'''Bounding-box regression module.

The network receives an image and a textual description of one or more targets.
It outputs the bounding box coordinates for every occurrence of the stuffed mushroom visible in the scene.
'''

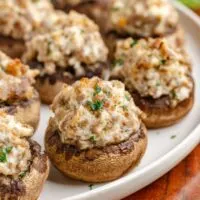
[105,0,179,37]
[0,113,49,200]
[111,38,194,128]
[0,0,65,58]
[23,11,109,104]
[68,0,184,59]
[0,51,40,131]
[45,77,147,183]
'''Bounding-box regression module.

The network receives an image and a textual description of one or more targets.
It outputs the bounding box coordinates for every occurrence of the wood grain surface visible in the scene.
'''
[194,9,200,16]
[124,145,200,200]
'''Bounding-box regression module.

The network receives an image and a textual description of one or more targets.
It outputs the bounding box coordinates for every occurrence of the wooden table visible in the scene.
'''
[124,145,200,200]
[195,9,200,16]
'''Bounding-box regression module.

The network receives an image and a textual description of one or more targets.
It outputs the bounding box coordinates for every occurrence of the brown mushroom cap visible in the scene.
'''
[0,140,50,200]
[45,118,147,183]
[130,86,194,128]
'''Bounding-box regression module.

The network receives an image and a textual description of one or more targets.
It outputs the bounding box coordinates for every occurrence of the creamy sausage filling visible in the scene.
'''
[0,52,38,103]
[112,38,193,107]
[0,113,33,178]
[52,77,143,150]
[0,0,56,40]
[108,0,179,37]
[23,11,108,77]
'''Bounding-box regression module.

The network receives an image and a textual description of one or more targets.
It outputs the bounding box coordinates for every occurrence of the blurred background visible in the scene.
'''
[178,0,200,15]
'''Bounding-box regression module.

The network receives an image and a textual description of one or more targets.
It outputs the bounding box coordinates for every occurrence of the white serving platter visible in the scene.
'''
[33,2,200,200]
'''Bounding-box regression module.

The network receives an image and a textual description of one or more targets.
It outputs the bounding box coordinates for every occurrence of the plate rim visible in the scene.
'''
[61,2,200,200]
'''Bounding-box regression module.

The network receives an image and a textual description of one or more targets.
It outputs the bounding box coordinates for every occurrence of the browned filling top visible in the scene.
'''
[105,0,179,38]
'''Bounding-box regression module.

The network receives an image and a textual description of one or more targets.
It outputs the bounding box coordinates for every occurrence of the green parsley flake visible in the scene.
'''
[160,59,166,65]
[94,85,101,96]
[0,149,7,163]
[88,184,94,190]
[171,135,176,139]
[87,100,104,111]
[112,58,124,67]
[171,90,177,99]
[130,39,138,47]
[5,146,13,154]
[19,170,27,179]
[89,135,97,143]
[0,146,13,163]
[121,105,128,111]
[125,94,131,101]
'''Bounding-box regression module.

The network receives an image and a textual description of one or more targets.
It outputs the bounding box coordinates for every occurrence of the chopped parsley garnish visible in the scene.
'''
[94,84,101,96]
[89,135,97,143]
[87,100,104,111]
[88,184,94,190]
[121,105,128,111]
[112,58,124,67]
[171,135,176,139]
[0,146,13,163]
[160,59,166,65]
[130,39,138,47]
[5,146,13,154]
[125,94,131,101]
[0,150,7,163]
[19,170,27,179]
[171,90,177,99]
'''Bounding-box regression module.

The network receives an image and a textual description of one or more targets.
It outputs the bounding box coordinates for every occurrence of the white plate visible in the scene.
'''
[33,2,200,200]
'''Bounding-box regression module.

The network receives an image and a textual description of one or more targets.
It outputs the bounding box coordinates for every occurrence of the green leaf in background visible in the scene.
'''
[178,0,200,9]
